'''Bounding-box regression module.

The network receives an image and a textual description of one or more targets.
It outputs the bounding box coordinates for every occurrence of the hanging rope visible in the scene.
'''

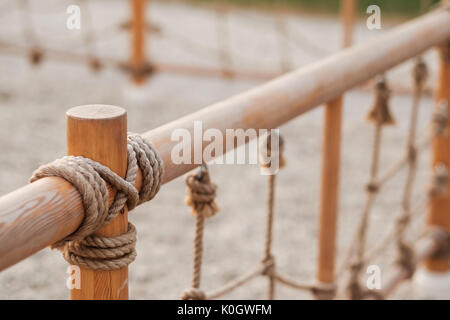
[29,134,163,270]
[182,164,219,300]
[346,75,396,299]
[260,132,285,300]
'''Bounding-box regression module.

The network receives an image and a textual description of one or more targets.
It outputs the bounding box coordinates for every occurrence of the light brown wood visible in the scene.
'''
[130,0,146,84]
[341,0,356,48]
[425,42,450,272]
[0,9,449,273]
[317,97,343,287]
[66,105,129,300]
[315,1,355,291]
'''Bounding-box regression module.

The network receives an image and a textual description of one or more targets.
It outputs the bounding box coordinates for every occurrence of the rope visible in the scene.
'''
[182,164,219,300]
[260,132,285,299]
[393,57,428,279]
[345,76,395,299]
[29,133,163,270]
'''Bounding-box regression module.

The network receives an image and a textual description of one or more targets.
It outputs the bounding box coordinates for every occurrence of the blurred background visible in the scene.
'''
[0,0,444,299]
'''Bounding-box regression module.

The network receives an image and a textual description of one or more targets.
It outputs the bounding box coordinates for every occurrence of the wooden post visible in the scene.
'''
[66,105,129,300]
[341,0,356,48]
[130,0,147,84]
[316,97,343,297]
[425,42,450,272]
[315,0,355,298]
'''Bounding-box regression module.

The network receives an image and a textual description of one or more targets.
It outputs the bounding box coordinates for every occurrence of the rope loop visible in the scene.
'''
[311,282,336,300]
[181,288,206,300]
[259,131,286,170]
[29,133,163,270]
[366,76,396,126]
[428,164,449,197]
[185,165,219,218]
[413,56,428,89]
[432,100,448,136]
[395,241,415,279]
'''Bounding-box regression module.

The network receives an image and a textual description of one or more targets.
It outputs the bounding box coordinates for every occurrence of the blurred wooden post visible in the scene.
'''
[425,42,450,272]
[130,0,147,84]
[315,0,355,298]
[67,105,129,300]
[341,0,356,48]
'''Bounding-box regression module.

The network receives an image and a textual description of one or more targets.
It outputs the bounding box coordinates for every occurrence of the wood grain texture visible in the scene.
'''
[66,105,129,300]
[426,43,450,272]
[317,97,343,286]
[0,10,449,273]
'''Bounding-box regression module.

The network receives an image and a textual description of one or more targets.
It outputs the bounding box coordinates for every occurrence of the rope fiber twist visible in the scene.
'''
[29,133,163,270]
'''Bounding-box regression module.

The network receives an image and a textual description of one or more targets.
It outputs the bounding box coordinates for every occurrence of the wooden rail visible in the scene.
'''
[0,7,449,273]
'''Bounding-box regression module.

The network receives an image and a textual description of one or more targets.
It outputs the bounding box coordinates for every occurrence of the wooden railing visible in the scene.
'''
[0,5,449,299]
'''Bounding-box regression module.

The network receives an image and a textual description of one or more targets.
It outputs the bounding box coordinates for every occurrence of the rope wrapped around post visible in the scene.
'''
[29,133,163,270]
[182,164,219,300]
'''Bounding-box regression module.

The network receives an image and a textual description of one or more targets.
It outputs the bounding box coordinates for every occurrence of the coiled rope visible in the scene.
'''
[29,133,163,270]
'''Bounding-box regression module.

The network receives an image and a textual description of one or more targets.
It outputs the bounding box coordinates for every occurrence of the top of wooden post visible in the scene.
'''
[66,104,126,120]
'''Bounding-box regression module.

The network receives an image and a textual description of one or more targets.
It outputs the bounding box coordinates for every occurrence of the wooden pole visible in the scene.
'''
[315,0,355,297]
[66,105,129,300]
[130,0,147,84]
[425,42,450,272]
[316,97,342,297]
[341,0,356,48]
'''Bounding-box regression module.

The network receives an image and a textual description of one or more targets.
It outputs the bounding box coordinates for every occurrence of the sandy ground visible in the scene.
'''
[0,0,442,299]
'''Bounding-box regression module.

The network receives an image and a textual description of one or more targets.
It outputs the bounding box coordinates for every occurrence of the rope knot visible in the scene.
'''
[29,133,163,270]
[261,256,275,276]
[185,166,219,218]
[432,100,448,136]
[366,182,379,193]
[29,48,44,65]
[366,76,396,126]
[259,131,286,170]
[413,57,428,89]
[181,288,206,300]
[428,164,449,197]
[395,241,415,279]
[311,282,336,300]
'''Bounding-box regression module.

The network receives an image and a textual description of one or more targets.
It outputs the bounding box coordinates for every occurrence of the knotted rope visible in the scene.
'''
[260,132,285,300]
[394,57,428,280]
[182,165,219,300]
[29,133,163,270]
[346,76,396,299]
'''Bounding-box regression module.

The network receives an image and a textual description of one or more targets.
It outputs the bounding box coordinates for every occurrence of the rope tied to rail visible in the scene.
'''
[29,133,163,270]
[182,164,218,300]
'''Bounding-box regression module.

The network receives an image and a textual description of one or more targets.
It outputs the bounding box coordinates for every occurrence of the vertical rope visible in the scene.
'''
[260,132,285,300]
[346,75,395,299]
[394,57,428,278]
[18,0,43,65]
[182,165,219,300]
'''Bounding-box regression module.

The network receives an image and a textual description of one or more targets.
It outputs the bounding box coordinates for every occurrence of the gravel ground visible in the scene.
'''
[0,0,441,299]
